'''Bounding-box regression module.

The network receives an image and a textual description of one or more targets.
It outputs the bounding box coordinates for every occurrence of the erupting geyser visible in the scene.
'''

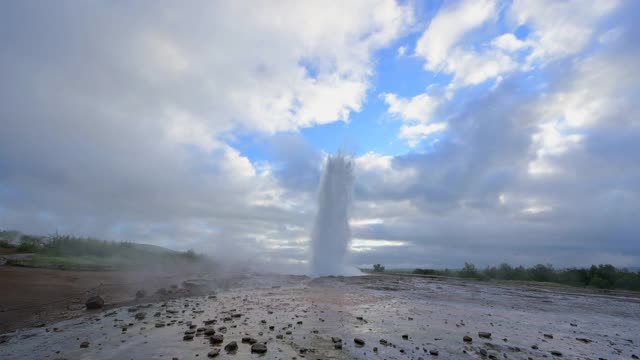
[310,152,354,276]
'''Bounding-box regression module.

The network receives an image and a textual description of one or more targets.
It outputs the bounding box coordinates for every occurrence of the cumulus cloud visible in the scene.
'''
[1,0,638,271]
[415,0,497,70]
[0,1,413,270]
[510,0,621,64]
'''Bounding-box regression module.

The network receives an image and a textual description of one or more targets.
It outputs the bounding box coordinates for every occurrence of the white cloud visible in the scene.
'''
[599,27,624,44]
[528,120,582,176]
[415,0,497,70]
[542,54,634,129]
[355,152,418,187]
[445,48,518,87]
[491,33,527,52]
[399,122,448,147]
[510,0,620,64]
[522,205,552,215]
[382,92,440,123]
[397,45,407,56]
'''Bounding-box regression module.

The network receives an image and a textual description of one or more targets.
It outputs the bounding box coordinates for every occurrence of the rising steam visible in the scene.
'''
[310,152,354,276]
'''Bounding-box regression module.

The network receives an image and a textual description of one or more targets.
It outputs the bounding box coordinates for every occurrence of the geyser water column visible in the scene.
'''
[310,152,354,276]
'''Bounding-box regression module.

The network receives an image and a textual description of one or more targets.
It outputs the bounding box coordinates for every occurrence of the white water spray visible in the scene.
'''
[310,152,354,276]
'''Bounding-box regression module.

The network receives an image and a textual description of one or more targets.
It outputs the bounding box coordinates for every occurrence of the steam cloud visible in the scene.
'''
[310,153,355,276]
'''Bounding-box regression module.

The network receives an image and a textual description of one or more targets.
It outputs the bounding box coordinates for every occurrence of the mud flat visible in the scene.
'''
[1,274,639,359]
[0,266,234,333]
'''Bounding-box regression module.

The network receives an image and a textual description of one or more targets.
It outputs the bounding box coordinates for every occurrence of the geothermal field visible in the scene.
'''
[1,273,639,360]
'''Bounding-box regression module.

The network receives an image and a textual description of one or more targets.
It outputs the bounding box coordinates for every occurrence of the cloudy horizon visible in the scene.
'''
[1,0,639,271]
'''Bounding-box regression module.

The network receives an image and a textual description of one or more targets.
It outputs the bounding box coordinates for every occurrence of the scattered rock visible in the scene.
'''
[478,331,492,339]
[207,349,220,358]
[204,328,216,336]
[576,338,592,344]
[134,312,146,320]
[242,336,257,344]
[331,337,342,343]
[402,334,409,340]
[80,341,90,348]
[209,334,224,344]
[251,343,268,354]
[354,338,365,346]
[85,296,104,310]
[224,341,238,352]
[544,334,554,339]
[550,350,562,357]
[183,334,194,341]
[429,349,439,356]
[463,335,472,343]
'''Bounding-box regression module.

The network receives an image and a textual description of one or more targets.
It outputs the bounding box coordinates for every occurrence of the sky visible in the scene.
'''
[1,0,639,271]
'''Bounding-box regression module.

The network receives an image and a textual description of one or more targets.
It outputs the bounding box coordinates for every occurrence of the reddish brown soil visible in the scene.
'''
[0,266,205,333]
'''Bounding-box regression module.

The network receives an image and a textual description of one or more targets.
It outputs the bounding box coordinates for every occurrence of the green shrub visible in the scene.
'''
[372,264,385,272]
[16,236,44,252]
[0,239,14,248]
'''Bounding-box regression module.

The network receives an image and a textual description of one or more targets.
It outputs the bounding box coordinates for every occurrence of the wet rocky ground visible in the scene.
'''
[1,274,639,359]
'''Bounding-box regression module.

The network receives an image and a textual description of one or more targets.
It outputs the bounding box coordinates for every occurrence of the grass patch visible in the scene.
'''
[2,230,213,271]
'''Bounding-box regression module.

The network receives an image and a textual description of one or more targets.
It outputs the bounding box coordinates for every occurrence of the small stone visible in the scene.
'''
[380,339,389,346]
[207,349,220,358]
[331,337,342,343]
[463,335,472,343]
[242,336,257,344]
[80,341,90,348]
[531,345,539,350]
[429,349,439,356]
[354,338,365,346]
[183,334,194,341]
[478,332,491,339]
[209,334,224,344]
[576,338,592,343]
[631,355,639,359]
[224,341,238,352]
[85,296,104,310]
[544,334,553,339]
[334,343,342,350]
[204,328,216,336]
[480,349,488,356]
[550,350,562,357]
[251,343,268,354]
[135,312,146,320]
[402,334,409,340]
